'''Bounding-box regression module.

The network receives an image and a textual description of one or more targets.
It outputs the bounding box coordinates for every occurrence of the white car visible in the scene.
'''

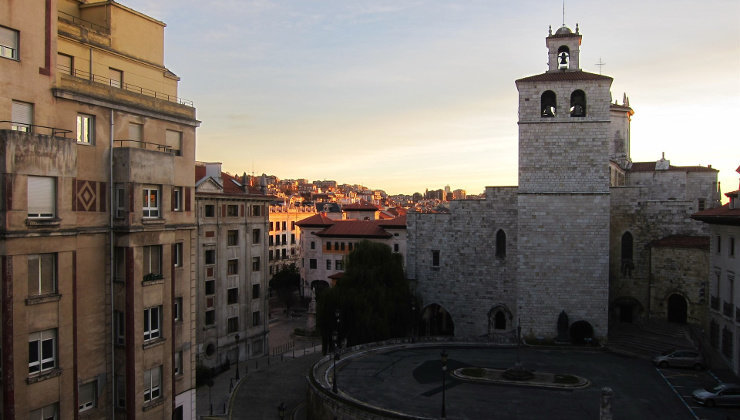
[692,383,740,407]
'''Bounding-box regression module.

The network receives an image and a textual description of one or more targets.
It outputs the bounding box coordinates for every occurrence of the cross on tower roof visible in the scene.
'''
[595,57,606,74]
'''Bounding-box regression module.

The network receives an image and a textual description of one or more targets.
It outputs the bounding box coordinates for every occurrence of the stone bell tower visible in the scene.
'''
[514,24,612,341]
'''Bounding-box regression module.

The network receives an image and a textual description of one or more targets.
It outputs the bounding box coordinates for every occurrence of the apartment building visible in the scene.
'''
[195,163,271,369]
[1,1,198,418]
[268,204,316,278]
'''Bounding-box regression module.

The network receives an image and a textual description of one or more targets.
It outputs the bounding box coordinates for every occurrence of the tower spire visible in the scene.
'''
[562,1,565,27]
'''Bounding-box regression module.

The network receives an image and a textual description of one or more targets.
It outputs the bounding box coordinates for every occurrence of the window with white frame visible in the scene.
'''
[11,100,33,132]
[143,365,162,403]
[144,306,162,342]
[27,254,55,296]
[142,186,160,218]
[114,310,125,345]
[174,351,183,376]
[0,26,20,60]
[30,403,58,420]
[173,187,183,211]
[115,185,126,218]
[27,176,55,218]
[28,329,56,374]
[78,380,97,412]
[174,242,183,267]
[76,114,94,144]
[143,245,162,279]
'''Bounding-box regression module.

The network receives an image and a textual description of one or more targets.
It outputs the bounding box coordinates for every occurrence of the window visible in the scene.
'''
[205,310,215,325]
[282,221,287,230]
[269,235,274,246]
[205,204,215,217]
[275,235,280,246]
[115,186,126,218]
[228,259,239,275]
[30,403,58,420]
[57,52,73,74]
[252,205,261,216]
[143,366,162,403]
[311,241,315,250]
[174,242,183,268]
[281,249,286,259]
[0,26,20,60]
[128,122,142,141]
[205,280,215,295]
[144,306,162,342]
[252,284,260,299]
[349,243,354,251]
[718,235,722,255]
[227,205,238,217]
[432,250,440,267]
[335,260,343,270]
[165,129,182,156]
[227,288,238,305]
[334,242,339,250]
[227,317,239,333]
[109,67,123,88]
[174,351,183,376]
[269,222,274,231]
[27,254,55,296]
[227,230,238,246]
[78,380,97,412]
[269,250,273,261]
[326,242,331,251]
[253,229,261,243]
[174,297,182,322]
[310,259,317,269]
[496,230,507,258]
[393,243,399,253]
[570,90,586,117]
[252,257,260,271]
[115,375,126,408]
[143,245,162,279]
[291,234,296,244]
[29,329,56,374]
[76,114,94,144]
[114,310,125,345]
[291,221,296,230]
[339,242,345,251]
[326,259,331,270]
[541,90,556,117]
[282,234,287,245]
[698,198,706,211]
[142,186,160,218]
[252,311,261,326]
[27,176,55,218]
[173,187,183,211]
[205,249,215,265]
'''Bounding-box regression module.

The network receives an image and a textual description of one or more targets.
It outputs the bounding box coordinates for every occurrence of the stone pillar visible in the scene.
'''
[600,387,613,420]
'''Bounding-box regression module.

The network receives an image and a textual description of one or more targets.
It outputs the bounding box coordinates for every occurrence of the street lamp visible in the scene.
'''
[235,334,240,381]
[441,349,448,419]
[278,402,286,420]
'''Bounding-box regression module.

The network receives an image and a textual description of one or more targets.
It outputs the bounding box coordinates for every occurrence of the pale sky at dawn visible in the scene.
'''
[123,0,739,197]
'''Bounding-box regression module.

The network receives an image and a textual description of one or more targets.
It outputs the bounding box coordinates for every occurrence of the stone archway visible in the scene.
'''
[419,304,454,336]
[667,294,688,324]
[569,320,594,345]
[487,304,513,333]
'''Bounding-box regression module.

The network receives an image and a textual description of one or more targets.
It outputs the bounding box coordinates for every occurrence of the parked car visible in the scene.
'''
[652,349,704,370]
[692,383,740,407]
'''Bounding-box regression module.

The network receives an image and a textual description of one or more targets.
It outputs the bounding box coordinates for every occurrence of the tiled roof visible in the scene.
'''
[516,71,612,83]
[315,220,393,238]
[194,164,264,195]
[651,235,709,250]
[296,213,335,227]
[342,200,378,211]
[374,215,407,228]
[328,272,344,280]
[692,203,740,225]
[630,162,718,173]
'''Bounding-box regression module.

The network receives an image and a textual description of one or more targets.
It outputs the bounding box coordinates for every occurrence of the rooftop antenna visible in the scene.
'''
[595,57,606,74]
[562,0,565,27]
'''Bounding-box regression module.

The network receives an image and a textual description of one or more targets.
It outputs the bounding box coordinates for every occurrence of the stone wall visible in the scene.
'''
[650,245,709,325]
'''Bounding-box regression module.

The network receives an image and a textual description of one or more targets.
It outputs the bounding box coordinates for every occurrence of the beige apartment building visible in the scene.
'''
[268,204,316,279]
[1,1,198,418]
[195,163,271,369]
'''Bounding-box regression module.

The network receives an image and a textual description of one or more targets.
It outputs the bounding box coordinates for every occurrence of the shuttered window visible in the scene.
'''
[11,100,33,132]
[27,176,55,218]
[58,53,73,75]
[109,67,123,88]
[166,130,182,156]
[0,26,19,60]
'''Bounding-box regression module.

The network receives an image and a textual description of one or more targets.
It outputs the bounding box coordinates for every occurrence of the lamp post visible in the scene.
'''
[235,334,240,381]
[332,309,340,393]
[441,350,448,419]
[278,402,286,420]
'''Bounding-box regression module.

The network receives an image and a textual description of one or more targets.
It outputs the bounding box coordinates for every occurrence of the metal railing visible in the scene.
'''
[0,121,72,138]
[114,139,177,154]
[57,64,194,107]
[58,10,109,33]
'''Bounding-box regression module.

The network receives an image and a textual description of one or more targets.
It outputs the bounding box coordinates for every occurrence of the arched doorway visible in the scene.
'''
[569,320,594,345]
[419,304,454,336]
[611,296,643,323]
[667,294,688,324]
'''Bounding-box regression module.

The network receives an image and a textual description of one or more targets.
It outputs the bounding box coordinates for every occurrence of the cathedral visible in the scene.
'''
[406,24,720,342]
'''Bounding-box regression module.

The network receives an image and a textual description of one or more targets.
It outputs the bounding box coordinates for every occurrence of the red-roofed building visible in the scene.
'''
[194,162,272,370]
[692,169,740,374]
[296,212,406,296]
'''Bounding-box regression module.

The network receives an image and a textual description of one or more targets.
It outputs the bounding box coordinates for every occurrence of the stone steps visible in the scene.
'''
[608,322,695,359]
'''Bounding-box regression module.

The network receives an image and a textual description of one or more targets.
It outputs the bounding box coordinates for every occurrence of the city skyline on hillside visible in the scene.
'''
[124,0,739,197]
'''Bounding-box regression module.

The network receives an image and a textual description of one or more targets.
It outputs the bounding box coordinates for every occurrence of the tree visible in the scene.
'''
[316,240,414,352]
[269,264,300,313]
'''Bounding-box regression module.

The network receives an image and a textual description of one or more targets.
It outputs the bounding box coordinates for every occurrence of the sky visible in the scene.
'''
[123,0,739,197]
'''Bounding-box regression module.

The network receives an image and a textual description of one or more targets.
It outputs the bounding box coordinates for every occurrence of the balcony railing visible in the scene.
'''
[0,121,72,138]
[58,11,109,33]
[711,296,719,310]
[114,139,177,154]
[57,64,194,107]
[723,301,734,318]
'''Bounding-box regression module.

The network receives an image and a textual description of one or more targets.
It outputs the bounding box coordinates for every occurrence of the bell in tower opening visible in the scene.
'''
[558,46,570,69]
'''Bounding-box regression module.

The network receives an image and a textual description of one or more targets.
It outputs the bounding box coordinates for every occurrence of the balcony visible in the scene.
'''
[723,301,734,318]
[711,296,719,311]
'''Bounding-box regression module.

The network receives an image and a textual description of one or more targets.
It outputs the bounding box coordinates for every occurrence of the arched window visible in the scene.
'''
[495,229,506,258]
[570,90,586,117]
[494,311,506,330]
[557,46,570,69]
[541,91,556,118]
